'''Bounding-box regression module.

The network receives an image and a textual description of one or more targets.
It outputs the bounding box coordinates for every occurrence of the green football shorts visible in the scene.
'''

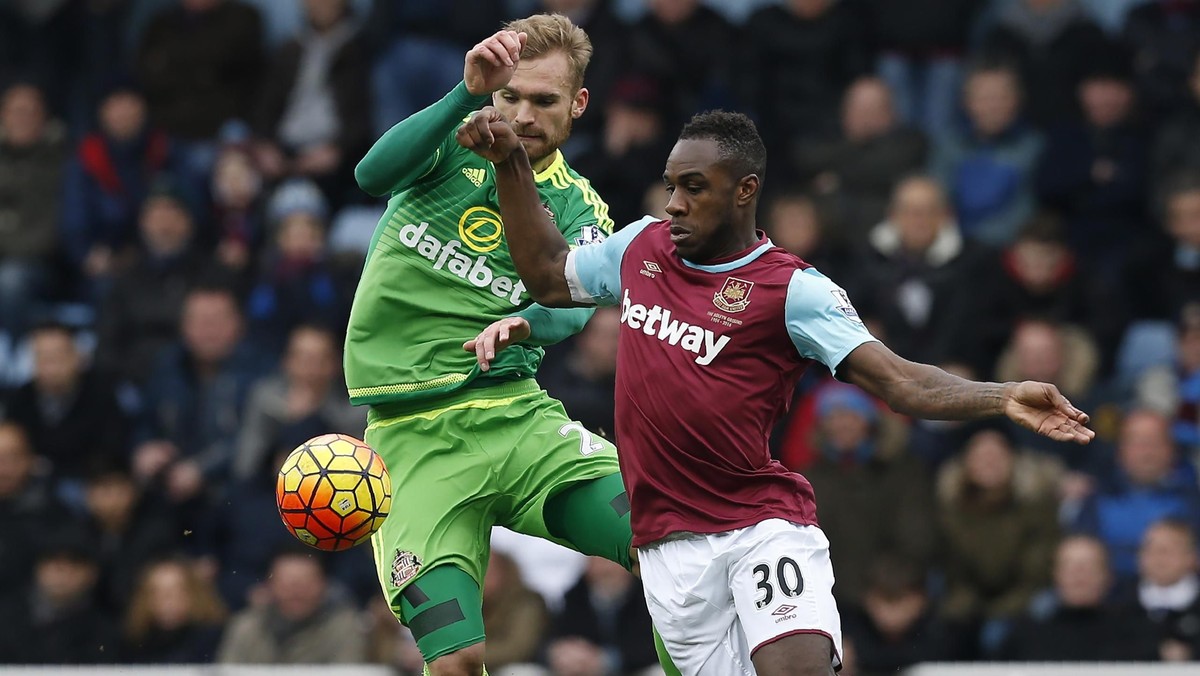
[366,378,626,657]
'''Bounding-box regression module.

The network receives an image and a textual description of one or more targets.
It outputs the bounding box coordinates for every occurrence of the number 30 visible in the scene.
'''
[753,557,804,609]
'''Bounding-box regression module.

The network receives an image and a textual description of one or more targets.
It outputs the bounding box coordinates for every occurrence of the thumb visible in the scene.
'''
[462,339,477,352]
[517,32,528,51]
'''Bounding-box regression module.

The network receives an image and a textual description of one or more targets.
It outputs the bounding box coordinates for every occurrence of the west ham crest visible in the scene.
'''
[391,550,422,587]
[714,277,754,313]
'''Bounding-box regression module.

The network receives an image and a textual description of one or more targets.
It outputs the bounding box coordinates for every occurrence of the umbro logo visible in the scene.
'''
[640,260,662,279]
[772,604,797,616]
[462,167,486,187]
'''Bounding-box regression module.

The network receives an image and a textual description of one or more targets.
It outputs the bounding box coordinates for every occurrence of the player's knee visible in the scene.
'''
[427,643,487,676]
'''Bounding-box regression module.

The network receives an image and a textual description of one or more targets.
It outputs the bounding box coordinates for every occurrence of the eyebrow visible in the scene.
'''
[663,170,707,183]
[501,86,561,101]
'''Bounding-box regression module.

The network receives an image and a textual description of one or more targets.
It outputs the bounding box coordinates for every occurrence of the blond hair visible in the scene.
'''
[124,559,228,642]
[503,13,592,91]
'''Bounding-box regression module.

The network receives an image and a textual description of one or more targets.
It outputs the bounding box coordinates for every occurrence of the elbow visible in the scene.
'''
[353,160,388,197]
[525,278,570,307]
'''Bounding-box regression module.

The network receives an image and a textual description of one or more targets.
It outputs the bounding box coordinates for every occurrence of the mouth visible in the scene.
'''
[669,224,691,244]
[517,133,541,141]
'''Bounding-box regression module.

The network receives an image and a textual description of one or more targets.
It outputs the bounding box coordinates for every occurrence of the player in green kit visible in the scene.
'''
[346,14,673,676]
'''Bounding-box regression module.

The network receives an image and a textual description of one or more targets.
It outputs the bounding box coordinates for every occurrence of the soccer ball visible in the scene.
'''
[276,433,392,551]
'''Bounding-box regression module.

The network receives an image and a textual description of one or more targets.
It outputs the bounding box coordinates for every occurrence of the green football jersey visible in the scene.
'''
[345,86,612,406]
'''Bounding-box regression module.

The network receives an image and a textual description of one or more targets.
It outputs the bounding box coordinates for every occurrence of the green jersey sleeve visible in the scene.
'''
[354,81,488,197]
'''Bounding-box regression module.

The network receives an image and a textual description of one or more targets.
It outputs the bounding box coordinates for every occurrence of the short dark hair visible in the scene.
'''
[678,110,766,182]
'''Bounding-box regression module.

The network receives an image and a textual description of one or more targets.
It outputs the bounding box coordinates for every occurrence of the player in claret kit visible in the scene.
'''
[347,14,678,676]
[458,108,1095,675]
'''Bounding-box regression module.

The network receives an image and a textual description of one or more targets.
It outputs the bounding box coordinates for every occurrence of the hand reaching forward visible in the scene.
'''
[457,106,523,163]
[1004,381,1095,444]
[464,30,527,96]
[463,317,531,372]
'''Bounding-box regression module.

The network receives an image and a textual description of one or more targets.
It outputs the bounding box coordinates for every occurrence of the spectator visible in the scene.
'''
[540,307,619,441]
[1151,52,1200,193]
[5,322,130,482]
[60,81,193,289]
[572,74,675,226]
[481,550,547,670]
[135,284,266,505]
[0,422,76,601]
[986,214,1123,376]
[1071,410,1200,579]
[931,61,1043,246]
[1000,535,1160,660]
[547,557,658,676]
[0,0,80,115]
[93,176,225,386]
[801,381,937,607]
[739,0,871,176]
[842,556,964,675]
[245,179,351,354]
[83,460,181,615]
[937,427,1061,652]
[1036,54,1148,270]
[136,0,264,150]
[1125,518,1200,660]
[793,77,928,245]
[1136,302,1200,449]
[860,0,985,137]
[366,0,509,136]
[850,176,991,372]
[978,0,1109,127]
[624,0,736,130]
[234,324,363,483]
[0,82,66,338]
[0,532,118,664]
[251,0,371,205]
[1122,0,1200,124]
[761,191,851,284]
[994,319,1099,406]
[208,131,267,275]
[1123,172,1200,323]
[216,545,367,663]
[121,558,226,663]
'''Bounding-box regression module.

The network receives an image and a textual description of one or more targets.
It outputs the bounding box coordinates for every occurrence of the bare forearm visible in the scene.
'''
[493,148,573,304]
[883,361,1012,421]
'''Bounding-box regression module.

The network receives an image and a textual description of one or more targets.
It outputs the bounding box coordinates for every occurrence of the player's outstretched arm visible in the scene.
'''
[457,106,578,307]
[839,342,1095,444]
[354,30,525,197]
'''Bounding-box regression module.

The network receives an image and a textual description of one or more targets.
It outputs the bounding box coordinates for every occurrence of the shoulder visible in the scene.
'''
[552,160,613,230]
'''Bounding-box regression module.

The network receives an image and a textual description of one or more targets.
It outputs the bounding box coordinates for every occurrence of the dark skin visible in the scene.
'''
[458,106,1094,674]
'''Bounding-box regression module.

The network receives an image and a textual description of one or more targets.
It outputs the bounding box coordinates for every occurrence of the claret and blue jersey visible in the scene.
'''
[564,216,879,547]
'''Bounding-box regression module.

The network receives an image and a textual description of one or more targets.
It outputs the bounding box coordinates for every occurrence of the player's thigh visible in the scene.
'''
[638,537,749,675]
[490,392,624,545]
[366,410,498,611]
[393,564,487,664]
[728,520,843,671]
[751,633,837,676]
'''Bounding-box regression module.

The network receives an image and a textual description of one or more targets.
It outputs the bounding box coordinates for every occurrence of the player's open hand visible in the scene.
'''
[464,29,526,96]
[1003,381,1095,444]
[457,106,522,164]
[463,316,531,372]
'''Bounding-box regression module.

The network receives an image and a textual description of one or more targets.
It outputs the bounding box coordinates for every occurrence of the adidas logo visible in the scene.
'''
[462,168,486,187]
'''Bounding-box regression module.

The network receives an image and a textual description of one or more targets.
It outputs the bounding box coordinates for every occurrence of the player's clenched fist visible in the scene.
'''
[457,107,523,163]
[464,29,527,96]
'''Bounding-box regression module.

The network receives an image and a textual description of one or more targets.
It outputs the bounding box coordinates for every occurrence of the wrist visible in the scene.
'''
[999,381,1020,417]
[496,144,530,168]
[453,80,491,105]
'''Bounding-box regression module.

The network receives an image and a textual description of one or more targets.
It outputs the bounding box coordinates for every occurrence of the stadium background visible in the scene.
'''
[2,0,1200,673]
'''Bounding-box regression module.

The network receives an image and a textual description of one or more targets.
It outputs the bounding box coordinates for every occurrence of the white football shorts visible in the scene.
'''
[638,519,842,675]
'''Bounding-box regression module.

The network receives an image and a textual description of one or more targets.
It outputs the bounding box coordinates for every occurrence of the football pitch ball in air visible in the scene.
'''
[276,434,392,551]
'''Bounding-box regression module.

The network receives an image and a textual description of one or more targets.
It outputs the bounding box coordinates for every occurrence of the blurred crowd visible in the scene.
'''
[2,0,1200,673]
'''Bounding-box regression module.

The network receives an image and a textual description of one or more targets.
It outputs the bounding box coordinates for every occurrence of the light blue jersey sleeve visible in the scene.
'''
[785,268,878,377]
[563,216,657,306]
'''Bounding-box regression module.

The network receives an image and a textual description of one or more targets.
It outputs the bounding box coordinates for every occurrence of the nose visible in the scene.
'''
[665,190,687,217]
[513,101,536,127]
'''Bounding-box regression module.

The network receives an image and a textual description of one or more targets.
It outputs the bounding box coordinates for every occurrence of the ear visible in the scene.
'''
[736,174,760,207]
[572,87,589,119]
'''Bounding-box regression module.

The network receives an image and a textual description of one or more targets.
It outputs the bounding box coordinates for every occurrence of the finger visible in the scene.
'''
[470,43,502,68]
[483,329,497,362]
[484,40,512,67]
[498,31,522,62]
[499,327,510,347]
[475,331,490,371]
[517,32,528,52]
[473,114,494,145]
[462,339,476,352]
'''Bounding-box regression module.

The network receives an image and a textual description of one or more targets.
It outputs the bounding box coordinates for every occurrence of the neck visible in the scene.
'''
[708,224,760,261]
[531,151,558,174]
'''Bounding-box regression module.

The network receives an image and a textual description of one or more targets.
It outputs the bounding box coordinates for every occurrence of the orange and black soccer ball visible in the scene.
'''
[276,434,392,551]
